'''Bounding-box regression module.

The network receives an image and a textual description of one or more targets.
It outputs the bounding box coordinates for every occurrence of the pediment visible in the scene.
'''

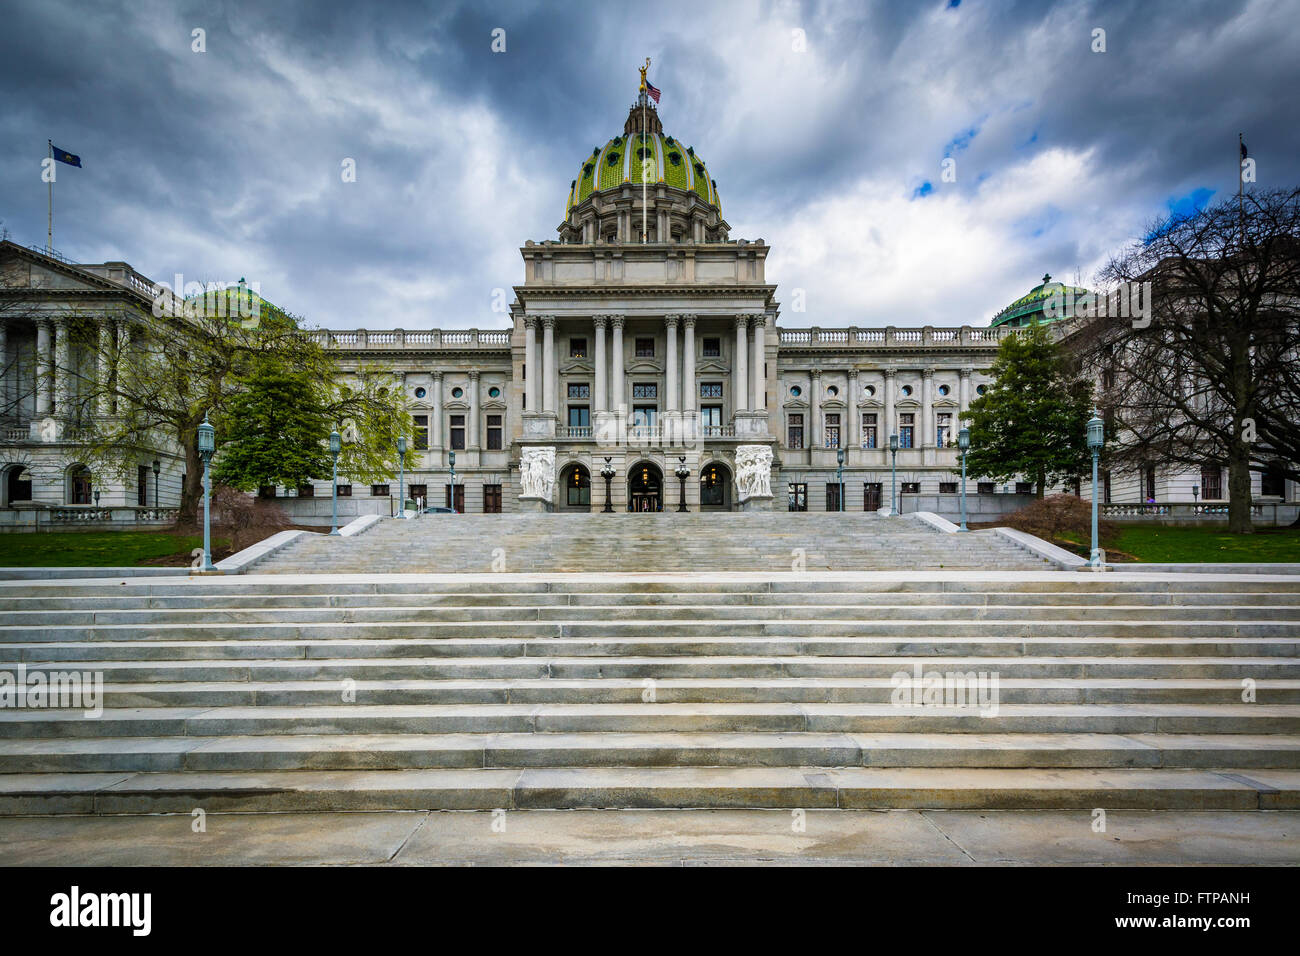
[695,359,730,374]
[782,398,809,410]
[444,400,470,411]
[482,399,508,411]
[627,359,664,374]
[561,360,595,375]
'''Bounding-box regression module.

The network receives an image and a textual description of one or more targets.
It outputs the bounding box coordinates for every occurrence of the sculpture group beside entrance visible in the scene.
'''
[734,444,774,510]
[519,446,556,511]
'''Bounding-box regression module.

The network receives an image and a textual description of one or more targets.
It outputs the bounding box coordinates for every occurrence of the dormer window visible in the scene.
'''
[668,151,681,165]
[607,151,621,166]
[694,163,705,177]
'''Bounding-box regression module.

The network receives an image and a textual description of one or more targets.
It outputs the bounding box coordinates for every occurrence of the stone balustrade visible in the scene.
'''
[777,325,1012,348]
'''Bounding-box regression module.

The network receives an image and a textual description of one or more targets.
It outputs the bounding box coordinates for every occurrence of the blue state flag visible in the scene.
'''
[51,144,81,167]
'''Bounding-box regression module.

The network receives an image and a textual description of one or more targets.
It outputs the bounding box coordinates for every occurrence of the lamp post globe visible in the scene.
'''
[958,426,970,532]
[151,458,160,510]
[196,416,215,573]
[888,432,899,515]
[1086,410,1104,568]
[397,436,408,519]
[328,429,342,535]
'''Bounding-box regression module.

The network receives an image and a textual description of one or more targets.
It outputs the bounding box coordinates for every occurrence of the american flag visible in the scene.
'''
[645,80,661,104]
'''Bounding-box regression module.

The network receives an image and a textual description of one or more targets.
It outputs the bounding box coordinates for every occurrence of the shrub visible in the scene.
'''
[211,484,290,553]
[1000,493,1118,546]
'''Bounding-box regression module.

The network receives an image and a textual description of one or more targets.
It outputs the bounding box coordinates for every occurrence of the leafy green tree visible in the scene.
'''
[211,356,332,491]
[961,321,1094,497]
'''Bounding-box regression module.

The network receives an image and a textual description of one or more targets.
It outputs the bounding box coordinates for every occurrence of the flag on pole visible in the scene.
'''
[51,144,81,167]
[645,80,661,104]
[1240,139,1248,161]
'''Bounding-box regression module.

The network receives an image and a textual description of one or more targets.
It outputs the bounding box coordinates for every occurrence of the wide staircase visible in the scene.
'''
[261,512,1048,573]
[1,574,1298,813]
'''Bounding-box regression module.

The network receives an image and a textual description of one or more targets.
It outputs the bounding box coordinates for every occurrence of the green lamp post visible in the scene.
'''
[197,416,215,572]
[958,426,970,531]
[1087,410,1104,567]
[328,429,342,535]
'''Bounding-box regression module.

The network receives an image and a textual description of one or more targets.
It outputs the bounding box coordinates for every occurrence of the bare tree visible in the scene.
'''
[1069,187,1300,533]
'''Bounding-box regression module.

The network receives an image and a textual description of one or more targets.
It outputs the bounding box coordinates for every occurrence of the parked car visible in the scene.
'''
[422,506,456,514]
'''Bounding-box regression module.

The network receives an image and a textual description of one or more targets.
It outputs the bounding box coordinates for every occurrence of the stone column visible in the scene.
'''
[541,315,556,414]
[750,314,766,412]
[810,368,823,449]
[523,316,538,412]
[922,366,934,447]
[593,315,608,413]
[733,315,749,414]
[884,366,896,441]
[468,370,481,449]
[53,318,70,417]
[681,314,696,414]
[610,314,625,416]
[665,314,679,412]
[35,320,52,416]
[0,322,8,415]
[431,371,444,449]
[96,321,114,417]
[848,368,860,447]
[959,367,972,415]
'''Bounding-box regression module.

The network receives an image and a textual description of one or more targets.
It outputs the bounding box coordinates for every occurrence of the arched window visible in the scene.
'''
[68,465,92,505]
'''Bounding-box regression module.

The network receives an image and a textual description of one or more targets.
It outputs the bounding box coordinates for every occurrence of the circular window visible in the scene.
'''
[938,384,950,396]
[827,385,839,397]
[488,387,501,398]
[865,385,876,396]
[414,387,426,399]
[902,385,913,397]
[789,385,802,397]
[977,384,987,396]
[452,387,464,398]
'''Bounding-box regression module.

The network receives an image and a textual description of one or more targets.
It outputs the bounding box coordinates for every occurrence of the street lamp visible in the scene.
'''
[1192,484,1200,508]
[328,429,342,535]
[958,427,970,532]
[197,416,215,572]
[888,432,899,515]
[151,458,160,510]
[1087,409,1104,568]
[397,436,407,519]
[600,456,615,513]
[675,456,690,513]
[835,447,845,512]
[448,450,457,513]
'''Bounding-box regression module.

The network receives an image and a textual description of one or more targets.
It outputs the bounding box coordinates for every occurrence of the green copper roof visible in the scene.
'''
[566,130,719,218]
[990,273,1091,328]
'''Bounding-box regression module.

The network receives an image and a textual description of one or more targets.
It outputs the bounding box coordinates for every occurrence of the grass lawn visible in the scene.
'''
[0,531,232,567]
[1058,525,1300,563]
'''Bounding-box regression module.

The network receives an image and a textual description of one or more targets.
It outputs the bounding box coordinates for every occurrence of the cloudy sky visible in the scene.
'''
[2,0,1297,329]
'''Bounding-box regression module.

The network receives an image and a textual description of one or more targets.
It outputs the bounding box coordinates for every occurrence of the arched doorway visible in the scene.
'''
[559,462,591,512]
[3,465,32,506]
[67,464,93,504]
[699,461,732,511]
[627,461,663,512]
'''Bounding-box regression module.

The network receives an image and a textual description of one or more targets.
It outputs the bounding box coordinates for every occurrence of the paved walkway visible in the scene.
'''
[2,809,1296,865]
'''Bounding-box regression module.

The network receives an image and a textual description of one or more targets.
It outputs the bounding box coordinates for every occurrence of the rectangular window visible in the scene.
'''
[1200,464,1222,500]
[567,471,590,507]
[700,382,723,398]
[568,406,590,428]
[702,337,721,357]
[862,413,878,449]
[977,481,995,495]
[409,484,427,503]
[1016,481,1033,495]
[902,481,920,495]
[136,465,149,507]
[445,484,465,512]
[371,484,390,497]
[632,405,657,428]
[569,337,587,358]
[258,485,277,499]
[939,482,957,494]
[483,484,502,513]
[337,484,352,497]
[825,413,841,449]
[863,482,882,511]
[826,482,842,511]
[936,412,952,448]
[899,413,915,449]
[449,414,465,450]
[1103,470,1112,504]
[788,482,807,512]
[1143,465,1156,501]
[700,406,722,429]
[486,414,503,450]
[635,337,654,357]
[567,382,590,399]
[297,484,315,497]
[632,382,657,399]
[412,414,429,451]
[787,413,804,449]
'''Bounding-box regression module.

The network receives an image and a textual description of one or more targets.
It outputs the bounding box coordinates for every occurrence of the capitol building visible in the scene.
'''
[0,87,1286,525]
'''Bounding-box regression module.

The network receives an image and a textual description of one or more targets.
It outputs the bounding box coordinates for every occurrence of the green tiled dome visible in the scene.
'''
[990,273,1090,328]
[566,130,719,218]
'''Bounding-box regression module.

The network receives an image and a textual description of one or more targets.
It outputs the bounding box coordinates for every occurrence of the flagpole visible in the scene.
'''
[640,57,649,244]
[1238,132,1246,244]
[47,140,53,254]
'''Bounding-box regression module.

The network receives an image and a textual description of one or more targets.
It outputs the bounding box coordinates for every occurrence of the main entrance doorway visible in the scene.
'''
[627,461,662,512]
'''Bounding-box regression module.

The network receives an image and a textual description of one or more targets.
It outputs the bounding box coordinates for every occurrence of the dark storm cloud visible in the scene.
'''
[1,0,1297,329]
